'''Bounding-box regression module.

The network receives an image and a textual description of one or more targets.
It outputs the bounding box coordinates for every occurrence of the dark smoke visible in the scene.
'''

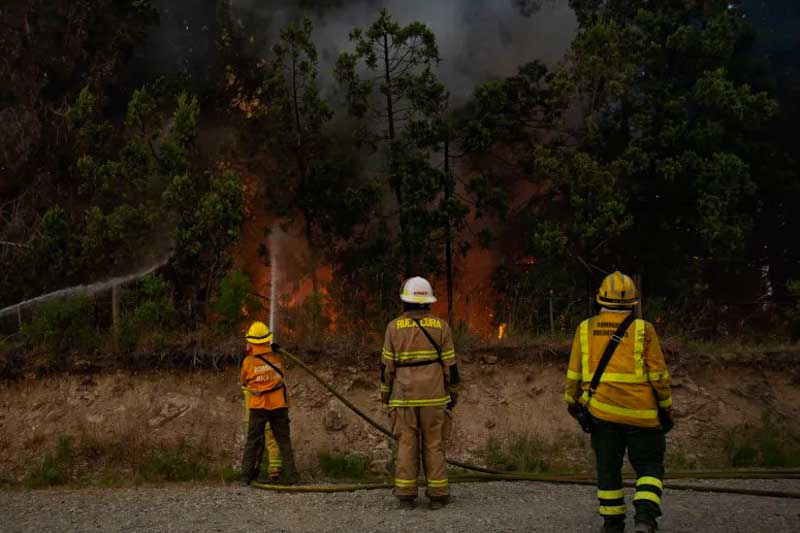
[243,0,577,100]
[134,1,576,101]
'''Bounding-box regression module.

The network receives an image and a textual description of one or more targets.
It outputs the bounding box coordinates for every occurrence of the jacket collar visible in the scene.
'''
[250,344,272,356]
[600,308,633,315]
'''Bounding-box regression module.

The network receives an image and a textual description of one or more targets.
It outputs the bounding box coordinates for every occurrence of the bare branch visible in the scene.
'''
[0,240,30,249]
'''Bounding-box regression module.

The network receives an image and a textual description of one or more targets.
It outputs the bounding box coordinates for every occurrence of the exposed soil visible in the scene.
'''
[1,345,799,485]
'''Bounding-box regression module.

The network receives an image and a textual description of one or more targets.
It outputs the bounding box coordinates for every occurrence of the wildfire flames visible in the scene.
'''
[232,175,498,337]
[497,323,507,340]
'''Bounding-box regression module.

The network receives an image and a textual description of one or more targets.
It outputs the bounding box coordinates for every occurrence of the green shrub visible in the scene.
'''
[117,275,176,350]
[211,270,260,330]
[666,448,696,470]
[129,275,176,325]
[318,450,370,479]
[21,296,98,354]
[138,449,209,482]
[220,465,240,483]
[25,436,74,489]
[724,415,800,468]
[485,432,550,473]
[0,335,25,379]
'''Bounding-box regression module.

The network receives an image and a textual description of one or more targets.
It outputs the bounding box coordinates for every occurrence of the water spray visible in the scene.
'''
[0,254,173,320]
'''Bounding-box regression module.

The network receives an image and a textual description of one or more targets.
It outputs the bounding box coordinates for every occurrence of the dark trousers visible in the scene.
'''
[591,418,665,526]
[240,407,296,481]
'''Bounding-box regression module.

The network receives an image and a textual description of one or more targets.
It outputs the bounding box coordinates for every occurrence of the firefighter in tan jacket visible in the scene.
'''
[381,277,460,510]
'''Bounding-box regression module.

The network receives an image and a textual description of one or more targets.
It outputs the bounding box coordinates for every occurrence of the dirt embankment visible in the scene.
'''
[1,345,799,484]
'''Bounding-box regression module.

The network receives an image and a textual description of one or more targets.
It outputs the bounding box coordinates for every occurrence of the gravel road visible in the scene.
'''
[2,480,799,533]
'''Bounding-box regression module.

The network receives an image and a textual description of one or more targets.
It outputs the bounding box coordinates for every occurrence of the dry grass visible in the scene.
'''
[17,394,241,489]
[22,427,233,488]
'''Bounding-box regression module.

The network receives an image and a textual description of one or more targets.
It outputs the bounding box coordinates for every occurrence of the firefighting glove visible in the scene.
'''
[659,407,675,433]
[447,393,458,411]
[270,342,282,353]
[381,392,391,406]
[567,403,581,418]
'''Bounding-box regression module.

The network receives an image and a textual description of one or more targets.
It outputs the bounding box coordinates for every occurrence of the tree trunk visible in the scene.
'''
[383,33,395,142]
[444,135,454,326]
[305,217,319,294]
[381,32,411,276]
[291,47,318,293]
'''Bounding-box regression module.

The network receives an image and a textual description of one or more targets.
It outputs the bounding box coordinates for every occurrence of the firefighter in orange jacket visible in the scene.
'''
[239,321,298,486]
[381,277,460,510]
[565,272,673,533]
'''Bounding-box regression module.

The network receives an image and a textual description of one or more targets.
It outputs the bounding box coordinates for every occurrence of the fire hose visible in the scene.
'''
[250,347,800,500]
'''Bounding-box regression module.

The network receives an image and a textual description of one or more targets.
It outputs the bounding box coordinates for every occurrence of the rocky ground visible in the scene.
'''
[3,345,799,484]
[2,480,799,532]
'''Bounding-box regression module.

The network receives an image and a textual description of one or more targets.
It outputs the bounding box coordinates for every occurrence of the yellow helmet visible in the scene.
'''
[596,271,639,309]
[245,321,272,344]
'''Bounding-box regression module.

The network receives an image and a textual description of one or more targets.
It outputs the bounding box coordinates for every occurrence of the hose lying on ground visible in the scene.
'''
[259,348,800,499]
[252,473,800,499]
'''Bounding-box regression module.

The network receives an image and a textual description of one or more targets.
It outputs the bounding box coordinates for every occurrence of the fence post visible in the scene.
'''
[548,295,555,336]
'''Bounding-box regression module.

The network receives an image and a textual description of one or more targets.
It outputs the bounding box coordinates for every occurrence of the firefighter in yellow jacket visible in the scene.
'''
[381,277,460,510]
[565,272,673,533]
[239,321,298,486]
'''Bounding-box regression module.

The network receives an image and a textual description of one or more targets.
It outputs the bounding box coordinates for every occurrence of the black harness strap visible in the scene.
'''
[589,313,637,397]
[250,354,286,400]
[395,359,440,368]
[255,354,284,378]
[411,318,444,369]
[392,318,446,368]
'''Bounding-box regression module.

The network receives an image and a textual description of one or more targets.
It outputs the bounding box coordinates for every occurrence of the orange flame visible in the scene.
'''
[497,323,507,339]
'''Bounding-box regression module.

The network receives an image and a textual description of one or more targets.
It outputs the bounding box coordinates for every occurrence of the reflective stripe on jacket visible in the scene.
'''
[241,345,288,410]
[564,311,672,427]
[381,311,458,408]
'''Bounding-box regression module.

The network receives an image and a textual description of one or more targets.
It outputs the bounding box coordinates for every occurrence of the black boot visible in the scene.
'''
[397,495,416,510]
[602,518,625,533]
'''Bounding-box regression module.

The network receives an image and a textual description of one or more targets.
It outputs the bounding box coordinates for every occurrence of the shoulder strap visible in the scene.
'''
[589,313,637,395]
[255,354,284,378]
[411,318,444,368]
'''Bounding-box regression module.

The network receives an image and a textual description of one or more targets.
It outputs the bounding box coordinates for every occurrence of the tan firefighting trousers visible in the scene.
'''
[392,406,449,499]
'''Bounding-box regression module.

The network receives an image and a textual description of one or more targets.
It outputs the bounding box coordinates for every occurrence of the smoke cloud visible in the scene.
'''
[235,0,577,101]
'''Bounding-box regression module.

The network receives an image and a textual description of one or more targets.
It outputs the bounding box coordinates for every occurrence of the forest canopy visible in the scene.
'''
[1,0,799,346]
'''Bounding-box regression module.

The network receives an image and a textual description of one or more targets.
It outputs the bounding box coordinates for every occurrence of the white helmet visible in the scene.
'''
[400,277,437,304]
